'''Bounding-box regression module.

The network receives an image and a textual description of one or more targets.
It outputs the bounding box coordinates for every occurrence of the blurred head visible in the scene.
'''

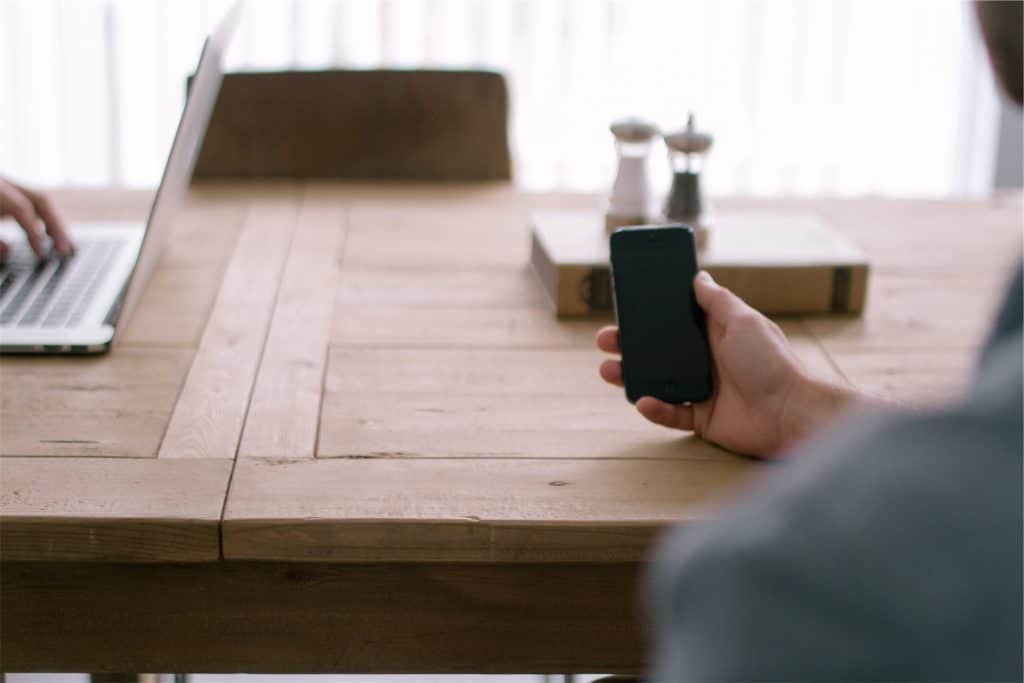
[975,1,1023,106]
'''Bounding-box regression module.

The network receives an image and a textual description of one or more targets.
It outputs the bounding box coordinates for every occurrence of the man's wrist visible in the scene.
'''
[780,372,862,449]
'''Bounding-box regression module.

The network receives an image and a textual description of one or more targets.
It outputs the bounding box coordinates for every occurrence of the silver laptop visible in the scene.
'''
[0,2,241,354]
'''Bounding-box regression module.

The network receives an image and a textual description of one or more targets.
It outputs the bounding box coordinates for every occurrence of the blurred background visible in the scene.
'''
[1,0,1021,196]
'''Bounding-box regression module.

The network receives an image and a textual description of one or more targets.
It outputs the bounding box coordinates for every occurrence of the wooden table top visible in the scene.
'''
[2,183,1021,564]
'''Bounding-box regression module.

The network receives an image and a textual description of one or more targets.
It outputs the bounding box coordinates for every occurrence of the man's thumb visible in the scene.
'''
[694,270,747,322]
[694,270,718,305]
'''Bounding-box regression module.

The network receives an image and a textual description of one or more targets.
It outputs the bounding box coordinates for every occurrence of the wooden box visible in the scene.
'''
[530,211,869,317]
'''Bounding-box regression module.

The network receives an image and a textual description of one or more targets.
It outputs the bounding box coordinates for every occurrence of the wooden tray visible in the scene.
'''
[530,211,870,317]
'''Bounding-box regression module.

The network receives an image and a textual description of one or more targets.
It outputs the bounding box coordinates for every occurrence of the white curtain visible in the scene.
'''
[0,0,1002,196]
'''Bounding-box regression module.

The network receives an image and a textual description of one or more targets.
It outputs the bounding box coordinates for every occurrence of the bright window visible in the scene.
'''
[0,0,1002,196]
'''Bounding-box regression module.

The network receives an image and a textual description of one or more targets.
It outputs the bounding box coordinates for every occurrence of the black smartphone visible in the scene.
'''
[609,224,713,404]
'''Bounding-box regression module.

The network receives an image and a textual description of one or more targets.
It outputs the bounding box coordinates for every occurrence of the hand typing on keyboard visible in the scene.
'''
[0,178,76,261]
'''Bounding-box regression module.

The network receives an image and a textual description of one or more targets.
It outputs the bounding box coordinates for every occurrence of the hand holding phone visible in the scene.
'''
[599,263,844,458]
[609,224,713,404]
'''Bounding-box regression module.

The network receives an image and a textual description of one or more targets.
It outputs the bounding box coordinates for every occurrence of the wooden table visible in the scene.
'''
[2,183,1020,673]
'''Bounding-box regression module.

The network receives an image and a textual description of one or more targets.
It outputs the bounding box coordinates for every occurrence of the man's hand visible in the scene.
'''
[597,271,862,458]
[0,178,75,261]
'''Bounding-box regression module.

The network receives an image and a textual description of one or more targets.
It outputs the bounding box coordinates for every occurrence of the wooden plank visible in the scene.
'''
[803,269,1011,401]
[317,347,695,459]
[222,456,760,562]
[812,200,1022,274]
[804,270,1013,352]
[318,325,838,459]
[158,188,300,459]
[788,322,847,380]
[327,347,618,395]
[1,560,645,673]
[341,205,529,270]
[315,394,793,460]
[318,395,710,459]
[0,348,193,457]
[338,267,548,307]
[816,348,975,404]
[328,308,837,353]
[118,266,229,347]
[238,188,347,458]
[331,303,602,348]
[118,191,247,346]
[707,196,1022,262]
[0,458,231,561]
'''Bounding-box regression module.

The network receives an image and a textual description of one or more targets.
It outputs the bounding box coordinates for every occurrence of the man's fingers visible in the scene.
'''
[599,359,624,387]
[0,184,45,258]
[636,396,695,431]
[595,325,621,354]
[596,326,622,387]
[694,271,749,323]
[27,189,73,256]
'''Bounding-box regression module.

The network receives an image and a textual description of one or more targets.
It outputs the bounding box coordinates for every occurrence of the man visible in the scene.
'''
[0,177,75,261]
[596,2,1022,680]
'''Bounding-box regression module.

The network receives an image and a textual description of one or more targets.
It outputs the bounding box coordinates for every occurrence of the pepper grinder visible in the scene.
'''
[605,117,659,234]
[663,113,713,249]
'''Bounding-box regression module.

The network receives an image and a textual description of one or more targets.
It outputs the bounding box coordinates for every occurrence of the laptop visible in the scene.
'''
[0,2,241,354]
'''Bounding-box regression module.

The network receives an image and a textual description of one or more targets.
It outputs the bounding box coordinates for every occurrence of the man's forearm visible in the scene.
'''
[780,374,890,448]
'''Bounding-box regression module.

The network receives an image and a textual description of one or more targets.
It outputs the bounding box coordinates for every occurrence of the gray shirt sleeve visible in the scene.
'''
[650,332,1023,682]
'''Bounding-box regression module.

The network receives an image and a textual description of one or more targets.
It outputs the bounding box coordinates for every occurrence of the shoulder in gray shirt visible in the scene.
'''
[651,266,1023,682]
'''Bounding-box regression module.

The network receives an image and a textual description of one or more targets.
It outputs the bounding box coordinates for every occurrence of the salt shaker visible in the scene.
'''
[605,117,658,234]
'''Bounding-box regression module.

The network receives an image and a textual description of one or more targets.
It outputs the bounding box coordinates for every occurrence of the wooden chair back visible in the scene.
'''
[190,69,511,181]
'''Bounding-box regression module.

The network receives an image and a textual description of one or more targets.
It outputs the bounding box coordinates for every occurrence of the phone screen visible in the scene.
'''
[610,226,712,404]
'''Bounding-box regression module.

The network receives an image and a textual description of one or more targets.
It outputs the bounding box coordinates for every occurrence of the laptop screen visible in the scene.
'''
[112,1,241,337]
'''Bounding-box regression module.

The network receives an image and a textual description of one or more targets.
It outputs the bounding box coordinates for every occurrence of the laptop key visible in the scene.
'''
[19,260,69,325]
[0,237,124,328]
[0,273,15,300]
[0,262,47,323]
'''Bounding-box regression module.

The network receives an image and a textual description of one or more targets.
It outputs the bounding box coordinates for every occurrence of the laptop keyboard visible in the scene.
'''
[0,239,123,328]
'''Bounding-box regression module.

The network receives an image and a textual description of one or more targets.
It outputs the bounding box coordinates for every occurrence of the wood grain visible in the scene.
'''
[192,70,511,181]
[317,326,838,460]
[118,190,247,346]
[0,347,193,457]
[714,197,1022,402]
[316,347,697,460]
[2,186,1021,674]
[804,270,1014,401]
[341,204,529,271]
[813,199,1022,274]
[238,187,347,458]
[326,347,624,394]
[804,271,1011,351]
[222,456,761,562]
[0,458,231,561]
[331,301,603,348]
[338,267,548,307]
[158,188,300,459]
[318,402,712,460]
[814,348,976,404]
[1,561,645,673]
